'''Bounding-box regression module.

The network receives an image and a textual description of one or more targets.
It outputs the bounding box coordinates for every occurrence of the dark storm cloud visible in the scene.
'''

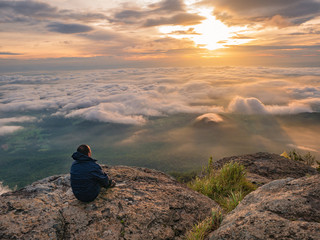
[0,0,57,15]
[113,0,185,21]
[111,0,204,27]
[47,22,93,34]
[201,0,320,16]
[0,52,22,55]
[78,30,126,42]
[148,0,185,12]
[0,0,58,20]
[200,0,320,25]
[291,17,315,25]
[225,45,320,51]
[280,1,320,18]
[114,10,144,20]
[169,28,200,35]
[0,1,108,24]
[143,13,206,27]
[290,30,320,35]
[62,12,109,22]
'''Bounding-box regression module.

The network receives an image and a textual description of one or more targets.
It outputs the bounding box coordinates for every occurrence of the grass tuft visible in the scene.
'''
[185,210,223,240]
[221,190,245,212]
[282,149,319,170]
[282,149,316,166]
[185,159,256,240]
[188,160,256,212]
[169,170,198,183]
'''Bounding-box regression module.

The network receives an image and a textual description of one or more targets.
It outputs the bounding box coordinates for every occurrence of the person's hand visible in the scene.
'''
[109,180,116,188]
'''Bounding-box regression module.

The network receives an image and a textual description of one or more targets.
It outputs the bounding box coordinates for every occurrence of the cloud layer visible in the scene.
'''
[0,116,36,136]
[0,182,11,195]
[1,67,319,128]
[228,96,312,115]
[47,22,93,34]
[195,113,224,123]
[201,0,320,26]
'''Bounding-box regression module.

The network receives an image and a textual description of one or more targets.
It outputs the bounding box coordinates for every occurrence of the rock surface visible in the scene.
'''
[210,175,320,240]
[213,152,319,185]
[0,166,219,240]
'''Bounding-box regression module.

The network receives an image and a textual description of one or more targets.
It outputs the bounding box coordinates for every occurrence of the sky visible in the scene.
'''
[1,0,320,71]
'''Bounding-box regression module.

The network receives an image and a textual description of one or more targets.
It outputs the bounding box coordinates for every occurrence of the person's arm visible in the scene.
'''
[91,165,114,188]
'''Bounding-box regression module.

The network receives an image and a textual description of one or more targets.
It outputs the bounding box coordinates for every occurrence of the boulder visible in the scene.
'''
[213,152,319,185]
[210,175,320,240]
[0,166,219,240]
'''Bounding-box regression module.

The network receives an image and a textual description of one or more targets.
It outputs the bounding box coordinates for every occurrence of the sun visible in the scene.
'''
[191,8,233,50]
[158,7,251,51]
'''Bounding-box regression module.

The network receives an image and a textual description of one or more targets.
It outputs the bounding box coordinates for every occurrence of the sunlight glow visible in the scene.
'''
[192,8,233,50]
[159,7,252,51]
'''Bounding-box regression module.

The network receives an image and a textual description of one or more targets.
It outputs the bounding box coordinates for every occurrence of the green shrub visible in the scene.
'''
[287,149,304,162]
[283,149,316,166]
[188,160,256,212]
[169,171,198,183]
[316,160,320,172]
[185,210,223,240]
[185,159,256,240]
[304,152,316,166]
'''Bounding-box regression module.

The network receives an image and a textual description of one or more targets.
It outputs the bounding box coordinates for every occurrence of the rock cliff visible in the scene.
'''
[213,152,318,185]
[1,153,319,240]
[210,175,320,240]
[0,166,219,240]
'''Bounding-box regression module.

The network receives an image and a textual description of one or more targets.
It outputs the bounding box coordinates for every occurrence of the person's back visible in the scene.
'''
[70,145,114,202]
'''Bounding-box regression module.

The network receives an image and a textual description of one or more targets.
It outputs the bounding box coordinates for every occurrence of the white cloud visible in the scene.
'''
[228,96,268,114]
[266,102,312,115]
[228,96,312,115]
[0,116,36,136]
[301,98,320,105]
[288,86,320,99]
[195,113,224,123]
[287,144,319,153]
[65,98,223,125]
[0,116,36,125]
[0,101,59,112]
[0,182,11,195]
[0,126,23,136]
[0,67,319,125]
[66,104,147,125]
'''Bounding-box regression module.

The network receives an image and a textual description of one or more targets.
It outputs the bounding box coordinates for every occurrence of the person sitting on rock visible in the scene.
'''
[70,144,115,202]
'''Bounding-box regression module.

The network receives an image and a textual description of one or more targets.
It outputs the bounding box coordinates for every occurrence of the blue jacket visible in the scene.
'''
[70,152,112,202]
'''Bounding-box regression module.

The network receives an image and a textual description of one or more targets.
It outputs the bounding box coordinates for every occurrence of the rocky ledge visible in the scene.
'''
[1,152,319,240]
[213,152,318,185]
[210,174,320,240]
[0,166,219,240]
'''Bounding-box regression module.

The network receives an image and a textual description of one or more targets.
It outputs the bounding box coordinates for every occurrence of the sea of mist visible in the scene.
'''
[0,66,319,189]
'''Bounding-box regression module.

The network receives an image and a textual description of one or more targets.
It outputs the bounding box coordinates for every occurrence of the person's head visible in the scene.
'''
[77,144,91,157]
